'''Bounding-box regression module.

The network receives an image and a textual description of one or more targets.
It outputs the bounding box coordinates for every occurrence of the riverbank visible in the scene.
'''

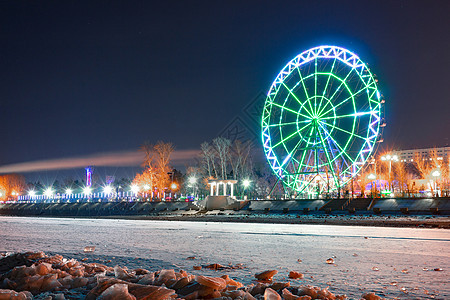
[94,212,450,229]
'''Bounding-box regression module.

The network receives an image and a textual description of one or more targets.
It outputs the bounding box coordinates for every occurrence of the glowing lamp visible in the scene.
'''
[171,183,178,190]
[242,179,251,188]
[44,188,54,197]
[65,188,73,195]
[130,185,139,194]
[188,177,197,185]
[103,186,113,194]
[83,187,92,195]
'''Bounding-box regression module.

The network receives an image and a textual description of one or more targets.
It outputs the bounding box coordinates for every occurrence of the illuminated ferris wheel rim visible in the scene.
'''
[261,45,383,193]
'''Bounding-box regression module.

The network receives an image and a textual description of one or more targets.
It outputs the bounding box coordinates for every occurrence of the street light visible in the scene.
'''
[381,154,398,194]
[367,173,376,199]
[242,179,251,199]
[44,187,54,198]
[83,187,92,195]
[103,185,113,195]
[432,170,441,197]
[130,185,139,195]
[65,188,73,195]
[187,177,197,198]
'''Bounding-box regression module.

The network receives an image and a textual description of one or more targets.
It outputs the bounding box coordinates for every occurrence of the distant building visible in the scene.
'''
[393,146,449,162]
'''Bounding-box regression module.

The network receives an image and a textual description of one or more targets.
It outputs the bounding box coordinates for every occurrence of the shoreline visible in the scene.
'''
[3,213,449,229]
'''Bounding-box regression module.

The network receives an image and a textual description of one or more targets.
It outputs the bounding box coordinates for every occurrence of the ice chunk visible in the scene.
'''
[83,246,96,253]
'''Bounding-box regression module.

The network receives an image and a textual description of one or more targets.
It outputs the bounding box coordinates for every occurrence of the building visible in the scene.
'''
[393,146,449,162]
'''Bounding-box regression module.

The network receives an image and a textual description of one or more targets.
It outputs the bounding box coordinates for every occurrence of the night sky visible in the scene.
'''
[1,1,449,178]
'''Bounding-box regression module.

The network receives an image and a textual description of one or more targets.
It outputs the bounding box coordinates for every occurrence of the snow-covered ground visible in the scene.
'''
[1,216,448,299]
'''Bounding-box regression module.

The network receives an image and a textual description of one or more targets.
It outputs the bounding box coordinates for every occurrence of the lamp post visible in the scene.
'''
[432,170,441,197]
[242,179,251,200]
[368,173,376,198]
[381,154,398,194]
[188,177,197,199]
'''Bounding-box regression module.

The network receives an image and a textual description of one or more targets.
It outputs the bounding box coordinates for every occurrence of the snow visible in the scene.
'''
[0,216,449,299]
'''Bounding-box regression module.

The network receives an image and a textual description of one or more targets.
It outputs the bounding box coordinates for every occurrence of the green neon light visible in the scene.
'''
[262,46,382,194]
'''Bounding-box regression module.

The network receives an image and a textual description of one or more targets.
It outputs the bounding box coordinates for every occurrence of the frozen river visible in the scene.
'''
[1,216,449,299]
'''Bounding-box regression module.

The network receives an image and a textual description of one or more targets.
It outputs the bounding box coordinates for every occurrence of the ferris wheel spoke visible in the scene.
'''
[272,122,311,149]
[316,59,338,116]
[268,120,310,127]
[320,111,374,121]
[269,102,311,120]
[324,66,357,108]
[317,125,341,188]
[320,121,367,142]
[318,85,368,118]
[281,82,313,117]
[314,57,318,115]
[318,123,356,165]
[295,65,315,115]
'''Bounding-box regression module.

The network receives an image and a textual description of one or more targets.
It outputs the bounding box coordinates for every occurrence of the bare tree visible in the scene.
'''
[200,142,217,179]
[0,174,27,200]
[153,141,174,199]
[213,137,231,180]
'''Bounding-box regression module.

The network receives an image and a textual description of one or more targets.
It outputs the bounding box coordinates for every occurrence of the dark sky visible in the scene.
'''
[1,1,449,173]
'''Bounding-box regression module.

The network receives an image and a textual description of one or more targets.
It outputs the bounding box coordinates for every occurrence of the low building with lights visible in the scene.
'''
[393,146,449,162]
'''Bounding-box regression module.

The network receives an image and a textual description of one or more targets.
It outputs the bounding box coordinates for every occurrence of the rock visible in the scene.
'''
[288,271,304,279]
[222,289,256,299]
[282,288,311,300]
[169,277,190,290]
[154,269,176,286]
[269,282,290,291]
[128,285,176,300]
[0,289,32,300]
[264,287,281,300]
[255,270,278,281]
[196,275,226,290]
[137,273,155,285]
[204,263,224,270]
[35,262,52,276]
[83,246,96,253]
[192,266,202,270]
[134,269,150,275]
[249,282,267,296]
[220,275,244,288]
[114,266,135,281]
[41,274,63,291]
[361,292,382,300]
[97,283,136,300]
[176,282,201,296]
[72,277,89,288]
[326,258,334,264]
[298,285,318,299]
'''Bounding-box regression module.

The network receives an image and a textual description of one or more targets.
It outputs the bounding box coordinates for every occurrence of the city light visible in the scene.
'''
[130,185,139,194]
[83,187,92,195]
[28,190,36,197]
[243,179,251,188]
[367,173,376,180]
[432,170,441,177]
[170,183,178,190]
[188,177,197,185]
[44,188,54,197]
[103,185,113,194]
[65,188,73,195]
[143,184,151,191]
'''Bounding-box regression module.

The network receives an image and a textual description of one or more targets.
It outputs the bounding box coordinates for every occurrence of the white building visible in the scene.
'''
[393,146,449,162]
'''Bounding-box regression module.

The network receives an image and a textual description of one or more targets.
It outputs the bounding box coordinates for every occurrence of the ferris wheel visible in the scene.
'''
[261,45,383,195]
